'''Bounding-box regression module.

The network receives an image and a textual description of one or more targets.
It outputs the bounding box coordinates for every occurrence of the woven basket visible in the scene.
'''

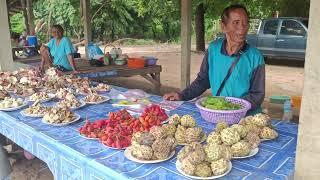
[195,97,251,124]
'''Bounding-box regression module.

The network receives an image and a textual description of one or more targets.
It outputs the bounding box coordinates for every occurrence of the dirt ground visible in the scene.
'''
[8,44,304,179]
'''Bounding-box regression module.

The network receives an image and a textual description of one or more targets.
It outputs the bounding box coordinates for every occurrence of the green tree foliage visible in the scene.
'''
[10,0,310,44]
[279,0,310,17]
[10,13,25,34]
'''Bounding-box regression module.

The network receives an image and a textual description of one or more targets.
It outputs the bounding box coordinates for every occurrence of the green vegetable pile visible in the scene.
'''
[201,96,241,110]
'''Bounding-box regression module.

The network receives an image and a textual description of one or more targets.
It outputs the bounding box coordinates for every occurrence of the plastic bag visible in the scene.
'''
[123,89,150,100]
[88,43,103,60]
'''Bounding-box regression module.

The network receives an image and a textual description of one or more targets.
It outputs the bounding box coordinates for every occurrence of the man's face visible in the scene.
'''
[221,8,249,44]
[51,28,63,39]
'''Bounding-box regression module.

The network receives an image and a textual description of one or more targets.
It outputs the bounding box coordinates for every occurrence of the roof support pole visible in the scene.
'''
[180,0,192,89]
[81,0,92,59]
[0,0,14,71]
[295,0,320,179]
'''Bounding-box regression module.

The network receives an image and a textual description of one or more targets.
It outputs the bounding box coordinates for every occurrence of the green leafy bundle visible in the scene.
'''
[201,96,241,110]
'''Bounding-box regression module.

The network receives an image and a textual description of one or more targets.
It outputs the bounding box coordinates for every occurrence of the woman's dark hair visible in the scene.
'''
[11,32,20,40]
[221,4,249,24]
[52,24,64,34]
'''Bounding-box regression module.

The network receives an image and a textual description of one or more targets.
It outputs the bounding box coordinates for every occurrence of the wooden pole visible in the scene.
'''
[180,0,192,89]
[82,0,92,59]
[295,0,320,179]
[0,0,14,71]
[26,0,34,34]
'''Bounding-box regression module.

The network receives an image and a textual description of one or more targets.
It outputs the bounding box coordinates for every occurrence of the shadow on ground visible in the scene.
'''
[265,58,305,67]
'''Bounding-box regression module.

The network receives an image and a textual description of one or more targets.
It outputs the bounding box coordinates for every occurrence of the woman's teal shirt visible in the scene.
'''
[47,37,74,70]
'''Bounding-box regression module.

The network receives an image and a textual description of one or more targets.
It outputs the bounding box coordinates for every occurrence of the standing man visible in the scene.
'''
[164,4,265,115]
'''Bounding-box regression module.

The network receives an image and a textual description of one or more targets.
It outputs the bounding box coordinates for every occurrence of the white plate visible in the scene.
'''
[71,101,86,110]
[80,134,98,140]
[102,143,127,150]
[177,134,207,146]
[28,93,55,103]
[42,113,81,126]
[82,95,110,105]
[20,110,45,118]
[232,147,259,159]
[57,100,86,110]
[161,118,169,124]
[176,160,232,179]
[124,147,175,164]
[261,138,275,141]
[0,102,28,112]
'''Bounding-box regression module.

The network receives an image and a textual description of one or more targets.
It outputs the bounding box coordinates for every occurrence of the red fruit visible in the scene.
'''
[84,120,90,127]
[94,120,104,127]
[87,126,93,132]
[93,124,99,129]
[80,129,87,135]
[115,141,121,149]
[101,135,108,141]
[109,112,115,118]
[105,126,112,132]
[141,121,148,128]
[91,134,97,138]
[106,138,113,146]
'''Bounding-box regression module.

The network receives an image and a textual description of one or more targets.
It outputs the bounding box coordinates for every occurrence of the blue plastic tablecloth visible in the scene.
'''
[0,87,297,180]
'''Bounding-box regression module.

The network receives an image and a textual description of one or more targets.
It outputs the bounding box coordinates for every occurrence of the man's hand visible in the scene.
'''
[163,92,181,101]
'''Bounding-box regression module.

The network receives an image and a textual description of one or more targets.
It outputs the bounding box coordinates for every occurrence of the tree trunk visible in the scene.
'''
[26,0,35,34]
[152,24,156,39]
[46,10,52,42]
[195,3,205,52]
[20,0,29,33]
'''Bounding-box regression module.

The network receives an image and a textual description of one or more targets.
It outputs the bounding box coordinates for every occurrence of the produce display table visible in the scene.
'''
[0,87,297,180]
[18,58,162,94]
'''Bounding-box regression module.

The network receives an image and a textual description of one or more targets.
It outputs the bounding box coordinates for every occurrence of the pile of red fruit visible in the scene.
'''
[78,105,168,149]
[138,104,168,131]
[79,120,107,139]
[99,109,135,149]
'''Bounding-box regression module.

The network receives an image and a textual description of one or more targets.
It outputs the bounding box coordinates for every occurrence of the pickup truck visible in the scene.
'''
[218,17,309,60]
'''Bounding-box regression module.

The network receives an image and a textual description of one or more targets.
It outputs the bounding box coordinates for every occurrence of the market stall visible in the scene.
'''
[0,68,297,179]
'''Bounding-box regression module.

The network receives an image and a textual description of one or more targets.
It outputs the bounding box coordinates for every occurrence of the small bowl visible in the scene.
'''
[143,56,158,66]
[114,59,127,65]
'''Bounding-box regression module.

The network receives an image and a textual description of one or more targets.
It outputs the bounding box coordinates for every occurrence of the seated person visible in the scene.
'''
[18,30,28,47]
[39,24,78,73]
[10,32,20,47]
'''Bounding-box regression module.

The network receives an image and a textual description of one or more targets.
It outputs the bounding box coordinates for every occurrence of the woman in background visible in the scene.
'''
[39,24,78,73]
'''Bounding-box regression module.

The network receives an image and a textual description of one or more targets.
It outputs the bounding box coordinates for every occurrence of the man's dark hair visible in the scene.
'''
[221,4,249,24]
[52,24,64,34]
